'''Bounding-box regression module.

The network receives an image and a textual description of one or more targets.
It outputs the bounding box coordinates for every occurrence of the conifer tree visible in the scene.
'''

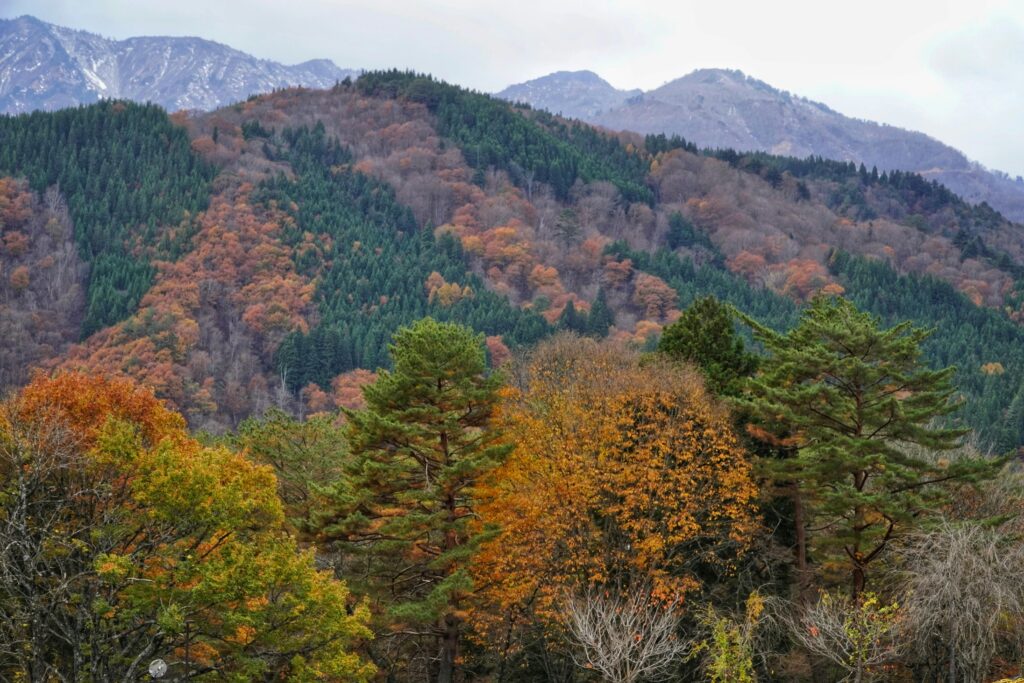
[557,299,586,334]
[658,296,756,396]
[586,288,615,337]
[996,384,1024,453]
[322,318,510,683]
[740,296,994,596]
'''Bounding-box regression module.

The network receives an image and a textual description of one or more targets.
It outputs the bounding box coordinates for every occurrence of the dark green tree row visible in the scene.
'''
[0,101,215,335]
[255,124,550,391]
[354,70,653,204]
[644,132,699,156]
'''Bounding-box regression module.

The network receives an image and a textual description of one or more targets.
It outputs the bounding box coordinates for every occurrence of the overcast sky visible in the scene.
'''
[8,0,1024,177]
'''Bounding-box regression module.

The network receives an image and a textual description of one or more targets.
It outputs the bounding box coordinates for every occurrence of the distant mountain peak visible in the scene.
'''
[496,69,640,119]
[497,67,1024,222]
[545,69,610,83]
[0,15,358,114]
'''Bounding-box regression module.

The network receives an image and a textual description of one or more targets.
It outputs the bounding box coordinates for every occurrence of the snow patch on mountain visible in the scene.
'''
[0,15,359,114]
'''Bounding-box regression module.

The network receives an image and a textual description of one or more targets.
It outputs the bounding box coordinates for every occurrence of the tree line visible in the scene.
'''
[4,294,1021,681]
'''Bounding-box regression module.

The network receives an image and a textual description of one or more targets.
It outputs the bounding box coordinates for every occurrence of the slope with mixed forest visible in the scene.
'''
[0,72,1022,448]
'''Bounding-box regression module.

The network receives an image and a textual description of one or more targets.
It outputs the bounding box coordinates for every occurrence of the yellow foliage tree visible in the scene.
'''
[471,336,759,645]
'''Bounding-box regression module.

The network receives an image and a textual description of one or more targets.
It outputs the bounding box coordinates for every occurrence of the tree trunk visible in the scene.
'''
[793,486,811,601]
[437,617,459,683]
[852,564,866,601]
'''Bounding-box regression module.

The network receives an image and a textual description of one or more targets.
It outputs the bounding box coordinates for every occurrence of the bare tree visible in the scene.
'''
[899,521,1024,682]
[782,591,902,683]
[563,587,691,683]
[0,403,88,681]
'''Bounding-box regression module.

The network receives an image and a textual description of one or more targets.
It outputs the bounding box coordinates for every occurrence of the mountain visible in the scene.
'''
[0,15,357,113]
[496,70,640,120]
[498,68,1024,223]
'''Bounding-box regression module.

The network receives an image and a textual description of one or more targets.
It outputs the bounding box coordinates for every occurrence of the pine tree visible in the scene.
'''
[658,296,756,396]
[997,383,1024,453]
[322,318,510,683]
[739,296,994,596]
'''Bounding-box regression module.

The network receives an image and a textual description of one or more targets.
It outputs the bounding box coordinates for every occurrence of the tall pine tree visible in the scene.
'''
[322,318,510,683]
[739,296,994,596]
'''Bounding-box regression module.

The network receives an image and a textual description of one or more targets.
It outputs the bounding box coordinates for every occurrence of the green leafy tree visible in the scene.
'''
[0,373,372,681]
[698,592,767,683]
[233,408,347,537]
[658,296,757,395]
[740,296,993,596]
[321,318,510,683]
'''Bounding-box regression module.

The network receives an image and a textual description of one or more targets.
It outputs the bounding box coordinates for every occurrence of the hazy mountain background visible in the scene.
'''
[0,15,357,113]
[498,69,1024,222]
[3,14,1022,222]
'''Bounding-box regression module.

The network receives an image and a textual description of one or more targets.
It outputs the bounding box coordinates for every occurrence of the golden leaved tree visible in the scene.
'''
[470,336,759,652]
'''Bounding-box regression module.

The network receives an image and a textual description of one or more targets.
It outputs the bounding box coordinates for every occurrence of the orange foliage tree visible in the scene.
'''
[0,373,373,681]
[471,336,759,646]
[59,183,316,424]
[632,272,678,320]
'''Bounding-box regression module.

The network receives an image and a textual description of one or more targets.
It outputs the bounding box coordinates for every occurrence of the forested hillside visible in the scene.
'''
[0,101,215,334]
[0,72,1022,446]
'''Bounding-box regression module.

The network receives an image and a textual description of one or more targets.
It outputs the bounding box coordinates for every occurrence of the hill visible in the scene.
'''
[498,68,1024,223]
[0,15,357,113]
[0,73,1022,448]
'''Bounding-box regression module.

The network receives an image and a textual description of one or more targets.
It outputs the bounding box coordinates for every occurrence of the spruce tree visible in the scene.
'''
[997,384,1024,453]
[557,299,585,334]
[740,296,994,596]
[586,288,615,337]
[322,318,510,683]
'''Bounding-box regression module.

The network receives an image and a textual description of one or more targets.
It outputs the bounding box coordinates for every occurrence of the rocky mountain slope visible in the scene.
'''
[498,70,640,120]
[0,15,357,113]
[498,69,1024,222]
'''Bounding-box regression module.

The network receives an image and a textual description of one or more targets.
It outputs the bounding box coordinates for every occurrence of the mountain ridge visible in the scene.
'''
[497,68,1024,222]
[0,15,358,113]
[4,15,1021,220]
[1,73,1023,444]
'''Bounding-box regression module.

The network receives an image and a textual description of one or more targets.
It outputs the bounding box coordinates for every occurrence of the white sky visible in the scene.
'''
[8,0,1024,177]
